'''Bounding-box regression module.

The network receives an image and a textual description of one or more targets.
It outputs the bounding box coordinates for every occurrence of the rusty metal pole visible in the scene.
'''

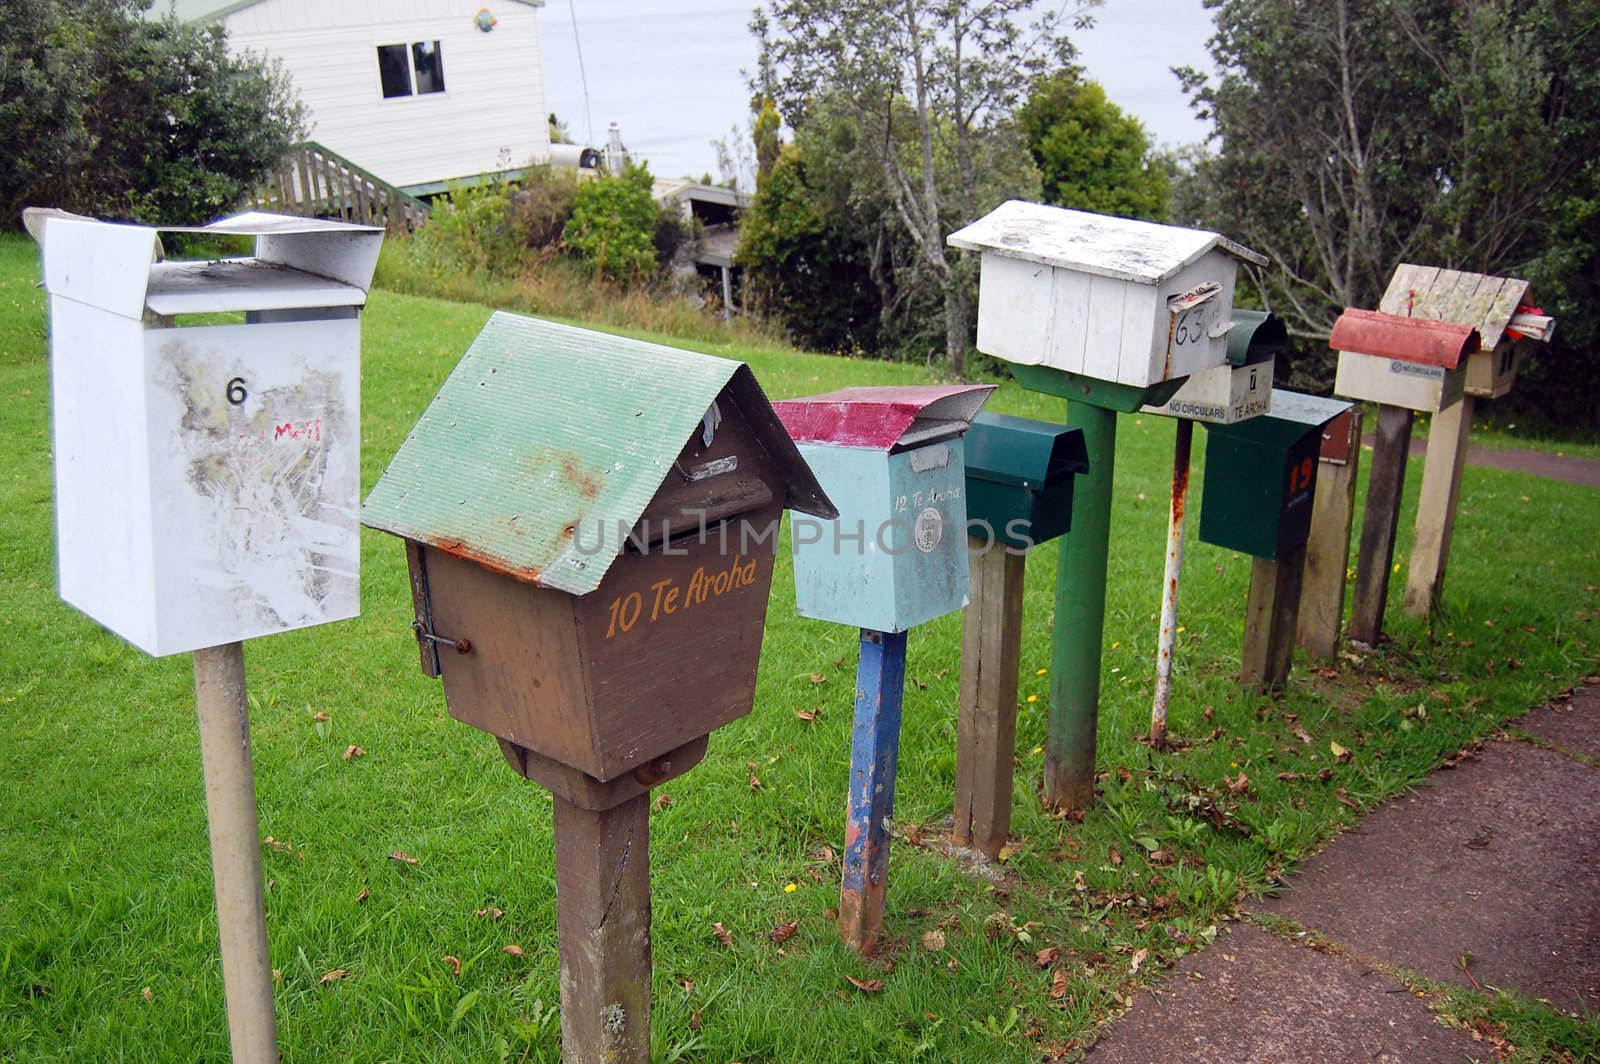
[1150,419,1194,748]
[192,642,278,1064]
[552,792,652,1064]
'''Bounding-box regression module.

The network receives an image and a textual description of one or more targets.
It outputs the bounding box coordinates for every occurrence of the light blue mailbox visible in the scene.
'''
[773,385,994,633]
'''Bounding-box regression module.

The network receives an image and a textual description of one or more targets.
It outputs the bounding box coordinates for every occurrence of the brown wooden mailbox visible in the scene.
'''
[362,311,833,1064]
[363,311,834,801]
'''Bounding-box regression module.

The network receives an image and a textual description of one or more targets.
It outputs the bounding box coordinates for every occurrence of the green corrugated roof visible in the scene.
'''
[363,311,830,596]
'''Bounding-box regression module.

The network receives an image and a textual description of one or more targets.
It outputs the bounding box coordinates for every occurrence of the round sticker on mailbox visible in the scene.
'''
[914,507,943,553]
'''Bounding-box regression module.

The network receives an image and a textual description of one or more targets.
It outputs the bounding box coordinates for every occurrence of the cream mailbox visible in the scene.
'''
[32,209,383,1063]
[1142,308,1284,424]
[772,385,993,957]
[362,311,833,1064]
[37,210,383,656]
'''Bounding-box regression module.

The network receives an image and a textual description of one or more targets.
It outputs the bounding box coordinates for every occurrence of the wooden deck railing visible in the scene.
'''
[250,142,430,232]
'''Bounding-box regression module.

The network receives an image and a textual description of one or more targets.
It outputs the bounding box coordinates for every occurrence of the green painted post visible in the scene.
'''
[1042,401,1116,812]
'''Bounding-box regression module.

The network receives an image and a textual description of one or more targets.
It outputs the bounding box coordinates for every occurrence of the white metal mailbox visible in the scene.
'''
[36,211,383,657]
[947,200,1268,388]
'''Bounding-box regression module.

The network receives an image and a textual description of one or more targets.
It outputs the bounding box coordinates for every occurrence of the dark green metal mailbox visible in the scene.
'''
[1200,389,1352,559]
[1227,308,1289,370]
[964,412,1090,550]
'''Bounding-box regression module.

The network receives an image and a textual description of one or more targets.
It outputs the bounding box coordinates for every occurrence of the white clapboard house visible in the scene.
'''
[161,0,552,195]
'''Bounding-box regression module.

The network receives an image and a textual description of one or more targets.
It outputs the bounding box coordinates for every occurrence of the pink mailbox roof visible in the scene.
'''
[1329,309,1480,369]
[772,385,996,450]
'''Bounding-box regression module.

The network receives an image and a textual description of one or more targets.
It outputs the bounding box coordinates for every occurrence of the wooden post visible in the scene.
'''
[1298,407,1363,659]
[953,539,1026,859]
[192,642,278,1064]
[1043,402,1115,812]
[839,628,908,956]
[553,792,652,1064]
[1403,395,1474,618]
[1240,545,1307,691]
[1150,419,1194,748]
[1348,404,1414,646]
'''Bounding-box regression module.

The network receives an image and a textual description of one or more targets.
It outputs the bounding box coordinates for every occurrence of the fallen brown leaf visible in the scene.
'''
[690,1010,703,1031]
[1276,772,1300,782]
[475,906,504,920]
[1148,849,1175,866]
[748,773,763,791]
[1049,970,1069,999]
[1329,740,1351,763]
[342,744,365,761]
[712,922,734,948]
[1130,948,1149,975]
[319,969,349,985]
[655,794,673,810]
[442,955,461,976]
[921,929,947,952]
[1224,772,1250,796]
[769,919,800,945]
[503,944,525,957]
[1334,789,1363,813]
[355,887,370,904]
[1034,946,1060,968]
[1073,870,1087,892]
[1109,846,1123,867]
[312,711,331,723]
[996,841,1021,863]
[141,986,153,1003]
[389,849,419,866]
[808,674,827,685]
[845,975,884,992]
[1291,724,1313,745]
[795,708,820,723]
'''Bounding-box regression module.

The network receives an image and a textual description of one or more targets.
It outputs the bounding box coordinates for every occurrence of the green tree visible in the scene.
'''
[1018,74,1169,221]
[1175,0,1600,423]
[754,0,1097,372]
[2,0,302,226]
[563,164,660,279]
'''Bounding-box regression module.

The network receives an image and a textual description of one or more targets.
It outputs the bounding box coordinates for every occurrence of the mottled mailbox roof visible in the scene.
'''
[1210,389,1353,449]
[362,311,834,596]
[1329,308,1480,369]
[1378,265,1531,350]
[946,200,1266,284]
[771,385,995,451]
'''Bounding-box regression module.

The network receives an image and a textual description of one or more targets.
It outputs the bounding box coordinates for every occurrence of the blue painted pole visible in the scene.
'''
[838,627,908,956]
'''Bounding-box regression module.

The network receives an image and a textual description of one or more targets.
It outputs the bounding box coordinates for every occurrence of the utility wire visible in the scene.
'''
[568,0,595,147]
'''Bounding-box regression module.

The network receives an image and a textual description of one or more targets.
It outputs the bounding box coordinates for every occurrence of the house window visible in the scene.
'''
[377,41,446,99]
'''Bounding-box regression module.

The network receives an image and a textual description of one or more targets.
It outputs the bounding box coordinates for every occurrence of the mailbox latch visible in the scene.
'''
[411,620,473,656]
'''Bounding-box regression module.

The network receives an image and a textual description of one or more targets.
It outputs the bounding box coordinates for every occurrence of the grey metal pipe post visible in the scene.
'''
[192,642,279,1064]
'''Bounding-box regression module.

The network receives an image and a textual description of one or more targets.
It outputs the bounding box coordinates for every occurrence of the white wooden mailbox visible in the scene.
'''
[1331,309,1479,413]
[947,200,1267,389]
[36,211,384,657]
[1376,265,1554,400]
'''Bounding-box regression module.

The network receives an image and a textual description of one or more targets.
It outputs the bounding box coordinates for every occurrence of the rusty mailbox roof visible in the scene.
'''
[1329,308,1480,369]
[771,385,996,451]
[1378,264,1531,350]
[362,311,834,596]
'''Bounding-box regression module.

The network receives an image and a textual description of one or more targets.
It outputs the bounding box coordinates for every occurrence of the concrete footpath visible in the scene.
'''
[1087,680,1600,1063]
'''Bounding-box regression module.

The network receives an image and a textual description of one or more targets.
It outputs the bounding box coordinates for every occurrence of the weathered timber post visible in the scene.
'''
[1347,404,1414,647]
[1403,394,1475,617]
[1239,547,1307,690]
[1297,407,1364,659]
[953,542,1026,858]
[193,643,278,1064]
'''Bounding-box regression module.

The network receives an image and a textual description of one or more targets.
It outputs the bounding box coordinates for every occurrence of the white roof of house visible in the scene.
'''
[948,200,1267,285]
[156,0,542,20]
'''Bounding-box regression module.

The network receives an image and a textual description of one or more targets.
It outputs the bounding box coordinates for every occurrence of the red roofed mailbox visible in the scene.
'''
[363,312,834,801]
[1332,308,1480,412]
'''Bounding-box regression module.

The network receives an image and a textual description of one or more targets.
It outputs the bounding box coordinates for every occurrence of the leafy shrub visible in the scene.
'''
[510,165,581,250]
[563,165,660,280]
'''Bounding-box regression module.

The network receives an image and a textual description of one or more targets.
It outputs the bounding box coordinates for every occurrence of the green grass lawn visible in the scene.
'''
[1,230,1597,1062]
